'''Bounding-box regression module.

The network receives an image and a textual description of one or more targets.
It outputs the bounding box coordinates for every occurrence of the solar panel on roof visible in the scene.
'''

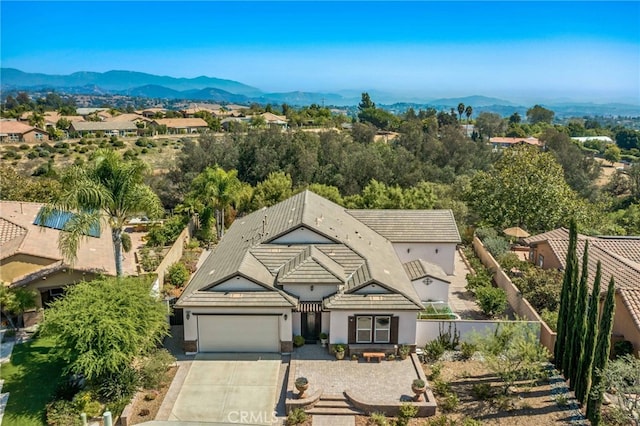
[33,207,100,238]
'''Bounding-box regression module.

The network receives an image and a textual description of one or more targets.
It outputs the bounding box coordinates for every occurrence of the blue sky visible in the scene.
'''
[1,1,639,102]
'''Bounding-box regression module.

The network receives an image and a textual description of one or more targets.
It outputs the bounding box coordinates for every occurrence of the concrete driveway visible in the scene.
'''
[168,353,281,425]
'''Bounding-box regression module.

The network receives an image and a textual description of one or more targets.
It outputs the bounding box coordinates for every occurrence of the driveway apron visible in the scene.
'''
[168,353,280,425]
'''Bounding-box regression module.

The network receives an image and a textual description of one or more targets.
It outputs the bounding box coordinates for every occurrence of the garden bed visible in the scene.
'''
[127,366,178,425]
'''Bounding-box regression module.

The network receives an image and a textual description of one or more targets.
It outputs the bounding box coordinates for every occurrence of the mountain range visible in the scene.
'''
[1,68,639,116]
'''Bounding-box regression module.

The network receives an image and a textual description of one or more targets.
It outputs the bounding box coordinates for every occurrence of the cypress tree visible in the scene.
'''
[569,241,589,388]
[586,276,616,425]
[555,220,578,370]
[575,261,601,404]
[562,240,580,376]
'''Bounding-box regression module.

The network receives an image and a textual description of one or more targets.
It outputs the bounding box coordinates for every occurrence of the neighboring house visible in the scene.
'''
[139,108,167,118]
[571,136,614,144]
[260,112,288,129]
[489,137,541,151]
[525,228,640,356]
[0,201,138,308]
[151,118,208,134]
[70,121,138,137]
[175,190,460,354]
[104,113,151,126]
[0,120,49,143]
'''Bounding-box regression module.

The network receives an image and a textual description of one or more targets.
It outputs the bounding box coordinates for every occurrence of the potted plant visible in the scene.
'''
[294,377,309,398]
[387,354,396,361]
[399,345,410,360]
[334,344,345,360]
[351,353,358,361]
[319,332,328,347]
[412,379,427,401]
[293,335,305,348]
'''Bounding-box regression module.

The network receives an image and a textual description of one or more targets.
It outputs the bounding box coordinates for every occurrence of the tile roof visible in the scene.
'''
[489,137,541,146]
[177,190,424,310]
[176,291,297,308]
[526,227,640,339]
[71,121,137,131]
[105,113,150,123]
[323,293,420,310]
[347,209,461,243]
[0,120,44,135]
[0,201,138,279]
[403,259,450,282]
[0,218,27,245]
[152,118,208,128]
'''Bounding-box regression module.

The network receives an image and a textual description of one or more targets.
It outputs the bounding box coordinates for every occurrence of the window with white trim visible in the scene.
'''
[374,316,391,343]
[356,315,391,343]
[356,316,372,343]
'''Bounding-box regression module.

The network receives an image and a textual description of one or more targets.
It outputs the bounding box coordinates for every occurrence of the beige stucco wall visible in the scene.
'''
[530,242,562,269]
[392,242,457,275]
[329,310,417,346]
[613,294,640,356]
[25,270,99,308]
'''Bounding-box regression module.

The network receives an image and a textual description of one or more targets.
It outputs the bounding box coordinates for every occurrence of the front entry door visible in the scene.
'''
[301,312,321,343]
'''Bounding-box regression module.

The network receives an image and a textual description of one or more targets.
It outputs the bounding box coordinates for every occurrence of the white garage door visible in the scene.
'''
[197,315,280,352]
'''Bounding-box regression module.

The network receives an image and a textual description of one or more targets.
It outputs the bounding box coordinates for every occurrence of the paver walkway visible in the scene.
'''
[292,345,418,403]
[447,250,485,319]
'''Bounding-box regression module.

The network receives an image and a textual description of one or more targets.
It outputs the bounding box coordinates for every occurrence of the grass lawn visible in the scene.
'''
[1,336,66,426]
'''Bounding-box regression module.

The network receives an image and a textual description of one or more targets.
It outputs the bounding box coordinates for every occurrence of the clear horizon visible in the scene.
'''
[1,1,639,103]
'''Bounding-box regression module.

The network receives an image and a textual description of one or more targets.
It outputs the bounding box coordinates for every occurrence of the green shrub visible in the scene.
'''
[286,408,307,425]
[466,270,492,292]
[540,309,558,332]
[613,340,634,359]
[396,402,418,426]
[483,236,510,258]
[424,339,445,361]
[140,349,176,389]
[166,262,189,287]
[369,412,389,426]
[293,335,305,347]
[429,362,443,380]
[462,418,483,426]
[440,393,460,412]
[472,383,493,400]
[426,416,456,426]
[475,227,498,241]
[97,367,139,401]
[82,400,103,418]
[46,400,82,425]
[19,144,29,150]
[475,285,507,318]
[460,341,477,360]
[432,379,451,396]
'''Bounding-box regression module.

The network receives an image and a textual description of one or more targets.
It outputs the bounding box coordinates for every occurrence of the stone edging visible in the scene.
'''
[284,359,323,414]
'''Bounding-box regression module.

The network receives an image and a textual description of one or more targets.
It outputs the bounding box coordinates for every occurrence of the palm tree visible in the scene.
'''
[43,149,163,277]
[190,166,242,239]
[465,106,473,124]
[457,103,465,122]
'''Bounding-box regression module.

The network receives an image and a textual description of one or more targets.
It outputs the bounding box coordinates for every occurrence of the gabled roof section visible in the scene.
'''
[176,290,297,308]
[347,209,461,243]
[403,259,450,282]
[276,246,344,284]
[324,293,422,310]
[618,288,640,332]
[179,190,422,307]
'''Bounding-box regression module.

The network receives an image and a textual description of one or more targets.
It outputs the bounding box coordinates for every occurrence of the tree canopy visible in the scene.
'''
[41,276,169,381]
[467,144,584,233]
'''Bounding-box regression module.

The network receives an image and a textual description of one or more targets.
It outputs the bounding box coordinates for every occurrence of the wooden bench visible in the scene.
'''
[363,352,386,362]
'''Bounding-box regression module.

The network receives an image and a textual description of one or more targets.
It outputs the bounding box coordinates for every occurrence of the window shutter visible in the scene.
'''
[348,316,356,344]
[390,316,399,344]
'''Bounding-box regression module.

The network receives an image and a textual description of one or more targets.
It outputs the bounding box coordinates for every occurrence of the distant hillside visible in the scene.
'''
[0,68,262,96]
[426,95,516,107]
[259,91,347,105]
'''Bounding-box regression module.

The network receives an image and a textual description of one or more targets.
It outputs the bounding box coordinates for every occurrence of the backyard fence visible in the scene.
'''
[472,236,557,353]
[151,216,197,293]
